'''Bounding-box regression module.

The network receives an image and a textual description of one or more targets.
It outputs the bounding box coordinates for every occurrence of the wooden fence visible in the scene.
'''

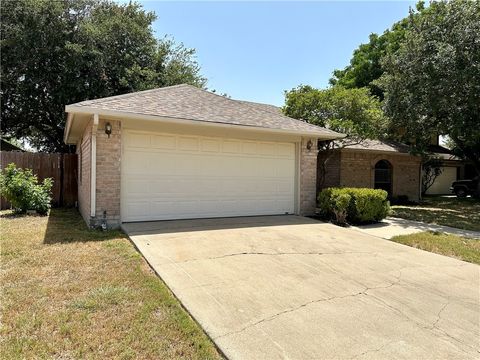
[0,152,78,209]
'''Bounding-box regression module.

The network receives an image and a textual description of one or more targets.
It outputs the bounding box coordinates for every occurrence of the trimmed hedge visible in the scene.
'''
[318,187,390,225]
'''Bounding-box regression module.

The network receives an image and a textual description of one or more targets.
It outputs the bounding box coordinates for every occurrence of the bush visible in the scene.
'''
[331,192,351,225]
[318,187,390,225]
[0,163,53,215]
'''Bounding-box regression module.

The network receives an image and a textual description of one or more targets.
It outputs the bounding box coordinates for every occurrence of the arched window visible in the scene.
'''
[374,160,392,196]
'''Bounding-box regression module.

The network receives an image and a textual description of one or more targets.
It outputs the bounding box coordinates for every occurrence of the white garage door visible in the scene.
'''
[121,130,296,222]
[425,167,457,195]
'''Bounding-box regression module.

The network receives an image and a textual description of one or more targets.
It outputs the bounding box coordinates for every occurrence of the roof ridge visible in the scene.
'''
[237,99,280,108]
[76,84,193,105]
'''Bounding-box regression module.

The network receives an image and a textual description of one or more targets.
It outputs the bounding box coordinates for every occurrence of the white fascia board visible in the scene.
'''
[65,105,346,140]
[63,113,73,144]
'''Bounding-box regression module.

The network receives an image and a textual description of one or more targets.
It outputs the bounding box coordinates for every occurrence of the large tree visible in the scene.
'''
[283,85,388,143]
[379,0,480,175]
[330,1,428,99]
[1,0,206,152]
[283,85,389,187]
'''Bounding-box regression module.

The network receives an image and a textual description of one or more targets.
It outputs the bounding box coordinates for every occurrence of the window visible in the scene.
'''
[374,160,392,196]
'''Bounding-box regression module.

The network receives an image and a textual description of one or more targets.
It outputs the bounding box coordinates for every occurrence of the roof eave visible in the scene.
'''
[63,112,74,144]
[65,106,346,140]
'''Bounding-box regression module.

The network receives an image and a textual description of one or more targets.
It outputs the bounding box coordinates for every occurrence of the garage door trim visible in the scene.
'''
[120,129,300,222]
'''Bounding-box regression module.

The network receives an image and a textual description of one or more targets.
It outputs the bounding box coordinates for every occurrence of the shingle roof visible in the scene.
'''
[339,139,412,153]
[67,84,343,138]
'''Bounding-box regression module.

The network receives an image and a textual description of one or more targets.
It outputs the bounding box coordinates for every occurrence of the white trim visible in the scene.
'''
[63,113,73,143]
[295,141,301,215]
[65,106,345,140]
[90,114,99,218]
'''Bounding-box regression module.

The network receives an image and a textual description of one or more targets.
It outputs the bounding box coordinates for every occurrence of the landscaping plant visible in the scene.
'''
[0,163,53,215]
[318,187,390,225]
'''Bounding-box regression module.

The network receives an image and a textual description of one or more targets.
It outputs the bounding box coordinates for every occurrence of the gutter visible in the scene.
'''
[90,114,98,218]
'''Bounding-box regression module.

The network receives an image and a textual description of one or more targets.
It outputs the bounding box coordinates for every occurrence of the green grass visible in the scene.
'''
[0,208,222,360]
[391,196,480,232]
[390,231,480,265]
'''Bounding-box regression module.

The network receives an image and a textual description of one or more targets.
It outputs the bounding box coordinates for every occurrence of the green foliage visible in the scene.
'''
[422,157,443,195]
[331,192,351,225]
[318,188,390,224]
[330,1,429,99]
[379,0,480,175]
[0,163,53,215]
[283,85,388,141]
[1,0,206,152]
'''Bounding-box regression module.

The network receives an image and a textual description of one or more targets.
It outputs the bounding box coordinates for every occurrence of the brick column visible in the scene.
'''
[299,137,318,216]
[93,119,122,228]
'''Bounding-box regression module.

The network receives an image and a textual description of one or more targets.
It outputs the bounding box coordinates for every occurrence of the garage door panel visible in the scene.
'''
[151,134,176,149]
[122,131,296,221]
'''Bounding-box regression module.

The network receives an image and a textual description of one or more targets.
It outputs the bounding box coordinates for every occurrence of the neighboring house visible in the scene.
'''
[424,142,475,195]
[317,139,422,202]
[64,84,344,228]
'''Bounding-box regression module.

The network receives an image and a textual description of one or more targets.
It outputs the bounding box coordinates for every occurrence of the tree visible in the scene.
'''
[421,157,443,195]
[330,1,428,99]
[283,85,389,186]
[283,85,388,142]
[379,0,480,176]
[1,0,206,152]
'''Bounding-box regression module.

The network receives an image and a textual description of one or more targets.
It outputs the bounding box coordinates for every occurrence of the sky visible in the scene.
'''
[137,1,416,106]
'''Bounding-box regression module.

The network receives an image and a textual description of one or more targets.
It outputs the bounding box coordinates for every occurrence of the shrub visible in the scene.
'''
[318,187,390,225]
[0,163,53,215]
[331,192,351,225]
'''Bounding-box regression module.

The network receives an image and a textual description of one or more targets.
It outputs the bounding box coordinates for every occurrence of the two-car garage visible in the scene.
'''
[121,130,297,221]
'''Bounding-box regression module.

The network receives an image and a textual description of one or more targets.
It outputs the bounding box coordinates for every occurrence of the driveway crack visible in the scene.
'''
[214,291,366,340]
[215,279,402,341]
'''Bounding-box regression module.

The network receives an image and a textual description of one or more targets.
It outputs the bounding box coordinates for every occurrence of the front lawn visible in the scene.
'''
[0,209,221,359]
[391,196,480,232]
[390,231,480,265]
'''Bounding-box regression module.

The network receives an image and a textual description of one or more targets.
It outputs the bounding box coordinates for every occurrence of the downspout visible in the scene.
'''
[90,114,99,218]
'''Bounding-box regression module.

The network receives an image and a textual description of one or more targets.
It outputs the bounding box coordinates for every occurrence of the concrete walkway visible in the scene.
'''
[353,217,480,239]
[124,216,479,359]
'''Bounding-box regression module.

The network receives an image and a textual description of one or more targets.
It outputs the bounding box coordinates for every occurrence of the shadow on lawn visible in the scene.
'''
[43,208,126,244]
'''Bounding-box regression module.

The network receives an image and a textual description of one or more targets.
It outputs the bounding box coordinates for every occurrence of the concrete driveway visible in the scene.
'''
[123,216,480,359]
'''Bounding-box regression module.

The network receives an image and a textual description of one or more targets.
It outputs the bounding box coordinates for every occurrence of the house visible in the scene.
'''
[317,139,422,202]
[64,84,344,228]
[423,141,476,195]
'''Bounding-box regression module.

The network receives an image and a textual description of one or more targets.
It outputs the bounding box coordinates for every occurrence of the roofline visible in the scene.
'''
[340,147,417,157]
[63,112,73,144]
[64,105,346,142]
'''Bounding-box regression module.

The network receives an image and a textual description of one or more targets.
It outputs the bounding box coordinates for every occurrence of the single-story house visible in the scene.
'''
[423,143,476,195]
[64,84,344,228]
[317,139,422,202]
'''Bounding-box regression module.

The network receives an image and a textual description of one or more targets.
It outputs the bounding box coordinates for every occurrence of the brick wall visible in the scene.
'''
[93,119,122,228]
[339,150,421,201]
[299,138,318,215]
[317,149,341,193]
[77,120,92,224]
